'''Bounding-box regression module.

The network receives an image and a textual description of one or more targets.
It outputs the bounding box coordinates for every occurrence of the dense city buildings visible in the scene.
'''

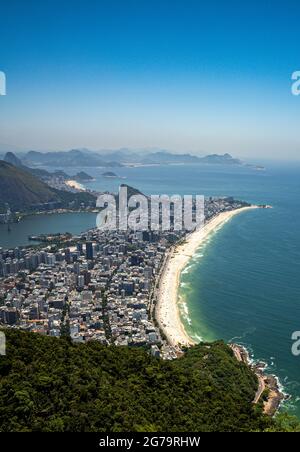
[0,197,248,360]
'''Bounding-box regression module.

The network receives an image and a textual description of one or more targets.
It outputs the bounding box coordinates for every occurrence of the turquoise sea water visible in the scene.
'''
[1,161,300,415]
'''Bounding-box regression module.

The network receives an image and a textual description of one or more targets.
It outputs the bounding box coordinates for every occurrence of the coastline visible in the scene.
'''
[13,208,98,223]
[65,179,86,191]
[156,205,259,347]
[155,204,286,415]
[230,343,286,416]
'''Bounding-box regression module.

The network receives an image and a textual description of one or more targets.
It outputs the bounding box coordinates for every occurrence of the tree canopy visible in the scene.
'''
[0,329,297,432]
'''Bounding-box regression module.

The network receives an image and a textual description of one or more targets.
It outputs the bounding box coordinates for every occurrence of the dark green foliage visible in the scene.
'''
[0,161,58,211]
[51,188,96,207]
[0,330,273,432]
[265,413,300,432]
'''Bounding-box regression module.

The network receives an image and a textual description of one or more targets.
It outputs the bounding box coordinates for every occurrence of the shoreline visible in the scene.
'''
[65,179,86,191]
[230,343,287,416]
[155,204,286,415]
[9,209,98,224]
[156,205,259,347]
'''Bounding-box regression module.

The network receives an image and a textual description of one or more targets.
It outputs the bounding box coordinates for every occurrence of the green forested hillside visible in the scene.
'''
[0,329,277,432]
[0,161,58,210]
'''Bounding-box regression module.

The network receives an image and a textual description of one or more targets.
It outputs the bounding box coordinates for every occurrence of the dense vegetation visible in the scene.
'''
[0,161,58,211]
[0,160,95,212]
[0,329,298,432]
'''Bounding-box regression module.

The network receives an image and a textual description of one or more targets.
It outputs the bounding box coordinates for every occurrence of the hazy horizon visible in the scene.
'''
[1,1,300,159]
[1,146,300,164]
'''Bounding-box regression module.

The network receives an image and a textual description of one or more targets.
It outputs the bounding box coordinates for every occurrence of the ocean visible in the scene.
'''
[1,161,300,416]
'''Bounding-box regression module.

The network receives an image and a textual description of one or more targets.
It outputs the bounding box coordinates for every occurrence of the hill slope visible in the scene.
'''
[0,329,273,432]
[0,161,59,211]
[0,161,96,212]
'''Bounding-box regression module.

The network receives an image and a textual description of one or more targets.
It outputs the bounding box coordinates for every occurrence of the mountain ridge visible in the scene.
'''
[3,149,263,169]
[0,160,96,212]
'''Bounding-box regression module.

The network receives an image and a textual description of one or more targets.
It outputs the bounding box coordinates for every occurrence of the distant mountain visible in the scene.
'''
[72,171,94,182]
[51,170,70,179]
[119,184,144,197]
[102,171,118,178]
[99,149,147,164]
[0,161,96,212]
[116,184,146,205]
[4,152,53,179]
[199,153,242,165]
[139,151,202,165]
[138,151,243,165]
[7,148,263,170]
[22,149,122,168]
[96,150,256,167]
[4,152,96,184]
[4,151,24,168]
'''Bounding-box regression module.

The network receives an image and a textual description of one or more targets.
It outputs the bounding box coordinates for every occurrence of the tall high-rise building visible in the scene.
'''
[65,248,71,264]
[86,242,94,260]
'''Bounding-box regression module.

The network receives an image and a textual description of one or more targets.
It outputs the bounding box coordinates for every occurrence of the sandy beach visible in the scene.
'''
[156,206,259,347]
[65,180,86,191]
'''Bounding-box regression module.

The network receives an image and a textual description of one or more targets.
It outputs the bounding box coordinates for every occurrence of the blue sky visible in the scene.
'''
[1,0,300,158]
